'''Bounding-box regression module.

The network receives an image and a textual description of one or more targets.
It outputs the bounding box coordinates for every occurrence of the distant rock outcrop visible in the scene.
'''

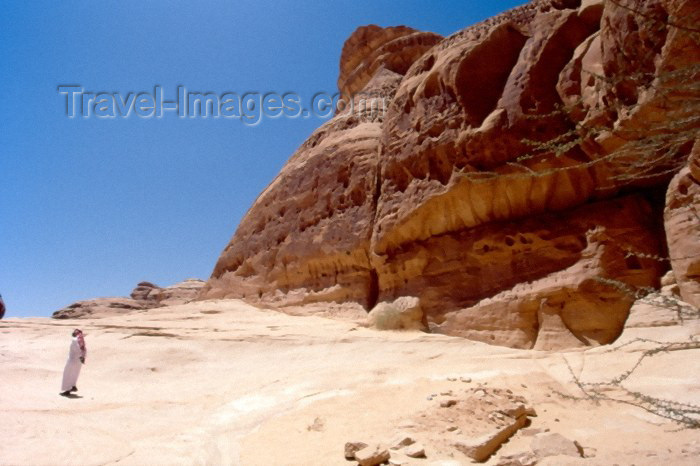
[53,279,205,319]
[52,297,148,320]
[132,279,208,307]
[203,0,699,349]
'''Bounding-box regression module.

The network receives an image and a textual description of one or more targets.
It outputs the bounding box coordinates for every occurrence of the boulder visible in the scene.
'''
[660,270,681,297]
[368,297,427,331]
[453,413,528,462]
[495,451,538,466]
[403,443,426,459]
[531,432,583,459]
[354,444,391,466]
[387,452,410,465]
[345,441,368,460]
[388,433,415,450]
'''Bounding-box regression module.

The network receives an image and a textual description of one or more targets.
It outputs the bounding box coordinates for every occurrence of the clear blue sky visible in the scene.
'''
[0,0,524,318]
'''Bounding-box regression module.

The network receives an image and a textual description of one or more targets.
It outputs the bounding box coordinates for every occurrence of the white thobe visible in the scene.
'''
[61,337,84,392]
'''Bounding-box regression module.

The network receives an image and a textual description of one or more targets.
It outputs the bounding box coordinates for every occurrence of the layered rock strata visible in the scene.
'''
[204,0,699,349]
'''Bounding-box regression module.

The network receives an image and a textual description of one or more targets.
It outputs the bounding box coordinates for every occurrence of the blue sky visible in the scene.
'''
[0,0,524,318]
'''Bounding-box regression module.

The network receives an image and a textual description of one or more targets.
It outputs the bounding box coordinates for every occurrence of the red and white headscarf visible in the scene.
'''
[73,329,87,359]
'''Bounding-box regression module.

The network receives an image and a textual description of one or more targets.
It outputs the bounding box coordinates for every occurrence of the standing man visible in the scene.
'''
[0,293,5,319]
[60,329,86,397]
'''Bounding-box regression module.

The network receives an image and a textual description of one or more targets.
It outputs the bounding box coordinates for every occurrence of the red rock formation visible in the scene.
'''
[665,141,700,307]
[378,195,663,339]
[557,0,700,190]
[375,3,604,256]
[437,202,664,349]
[204,0,698,348]
[205,69,404,312]
[337,25,443,98]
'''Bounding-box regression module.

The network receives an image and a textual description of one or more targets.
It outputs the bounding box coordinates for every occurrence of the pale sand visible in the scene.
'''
[1,299,699,465]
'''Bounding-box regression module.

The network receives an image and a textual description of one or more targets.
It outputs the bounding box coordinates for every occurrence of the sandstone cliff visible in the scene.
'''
[204,0,700,349]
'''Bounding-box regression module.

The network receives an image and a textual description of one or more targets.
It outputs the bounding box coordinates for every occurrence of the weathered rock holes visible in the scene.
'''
[417,54,436,74]
[253,220,266,234]
[350,186,366,207]
[455,24,528,126]
[337,166,351,189]
[428,153,452,185]
[550,0,581,10]
[625,255,642,270]
[423,72,442,99]
[613,3,669,107]
[427,122,445,138]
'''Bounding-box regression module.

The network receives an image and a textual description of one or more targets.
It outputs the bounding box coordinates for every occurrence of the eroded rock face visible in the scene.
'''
[203,69,404,312]
[130,281,160,302]
[375,3,604,257]
[205,0,698,348]
[665,142,700,307]
[337,25,443,98]
[560,0,700,187]
[157,279,207,306]
[374,196,662,329]
[435,197,663,349]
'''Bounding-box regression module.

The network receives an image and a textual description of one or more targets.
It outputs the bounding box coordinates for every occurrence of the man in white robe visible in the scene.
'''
[60,329,86,396]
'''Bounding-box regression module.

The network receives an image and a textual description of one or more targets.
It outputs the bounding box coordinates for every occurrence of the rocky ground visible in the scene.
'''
[2,298,699,465]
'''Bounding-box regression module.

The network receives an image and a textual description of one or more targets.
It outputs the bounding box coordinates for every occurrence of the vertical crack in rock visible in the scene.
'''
[365,146,385,311]
[367,269,380,311]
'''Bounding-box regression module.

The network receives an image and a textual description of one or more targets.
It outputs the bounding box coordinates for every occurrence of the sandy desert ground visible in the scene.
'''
[2,299,699,466]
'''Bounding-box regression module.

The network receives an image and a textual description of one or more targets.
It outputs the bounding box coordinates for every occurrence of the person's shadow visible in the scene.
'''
[59,393,83,399]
